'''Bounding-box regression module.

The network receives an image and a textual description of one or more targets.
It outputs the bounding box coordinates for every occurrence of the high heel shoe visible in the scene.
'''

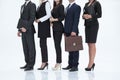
[52,63,61,70]
[38,63,48,70]
[85,63,95,71]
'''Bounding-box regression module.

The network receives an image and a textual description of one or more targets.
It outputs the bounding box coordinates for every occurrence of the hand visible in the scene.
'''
[71,32,76,36]
[83,14,88,19]
[50,17,54,22]
[35,19,40,23]
[50,17,58,22]
[83,14,92,19]
[87,14,92,19]
[17,31,21,37]
[20,27,27,32]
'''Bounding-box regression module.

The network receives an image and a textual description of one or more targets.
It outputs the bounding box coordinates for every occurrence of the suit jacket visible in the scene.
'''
[51,4,65,32]
[17,1,36,33]
[83,1,102,27]
[64,3,81,34]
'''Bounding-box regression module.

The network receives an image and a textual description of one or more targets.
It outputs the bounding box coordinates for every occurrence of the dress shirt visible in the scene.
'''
[69,1,75,8]
[66,1,75,14]
[21,0,31,14]
[25,0,31,6]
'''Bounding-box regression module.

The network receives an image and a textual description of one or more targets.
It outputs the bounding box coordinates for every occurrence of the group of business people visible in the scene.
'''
[17,0,102,72]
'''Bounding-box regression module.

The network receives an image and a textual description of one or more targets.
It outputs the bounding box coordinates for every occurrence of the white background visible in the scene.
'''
[0,0,120,79]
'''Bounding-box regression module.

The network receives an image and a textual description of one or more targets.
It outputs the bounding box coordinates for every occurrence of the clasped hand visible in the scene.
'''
[83,14,92,19]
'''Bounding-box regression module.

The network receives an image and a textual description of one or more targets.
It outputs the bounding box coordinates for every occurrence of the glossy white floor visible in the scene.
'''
[0,0,120,80]
[0,69,120,80]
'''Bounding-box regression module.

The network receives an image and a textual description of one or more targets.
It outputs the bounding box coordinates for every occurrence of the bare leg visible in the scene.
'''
[87,43,96,68]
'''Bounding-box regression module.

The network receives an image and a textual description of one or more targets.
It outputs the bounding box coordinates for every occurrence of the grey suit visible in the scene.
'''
[17,1,36,68]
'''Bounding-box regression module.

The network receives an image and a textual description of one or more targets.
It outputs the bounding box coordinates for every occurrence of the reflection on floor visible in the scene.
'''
[0,69,120,80]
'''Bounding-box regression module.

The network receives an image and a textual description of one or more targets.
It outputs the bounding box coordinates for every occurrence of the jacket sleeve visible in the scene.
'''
[58,5,65,22]
[72,6,81,33]
[82,3,87,19]
[91,1,102,19]
[26,3,36,30]
[17,5,23,32]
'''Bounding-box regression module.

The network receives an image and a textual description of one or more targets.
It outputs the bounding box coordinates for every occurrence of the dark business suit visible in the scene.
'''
[64,3,81,68]
[17,1,36,68]
[51,4,65,63]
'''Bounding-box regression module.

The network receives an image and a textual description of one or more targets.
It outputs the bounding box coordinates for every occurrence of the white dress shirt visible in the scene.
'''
[38,0,51,22]
[65,1,75,14]
[21,0,31,14]
[25,0,31,6]
[69,1,75,8]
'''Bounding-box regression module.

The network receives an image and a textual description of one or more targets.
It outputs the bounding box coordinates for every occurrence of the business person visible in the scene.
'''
[83,0,102,71]
[17,0,36,71]
[50,0,65,70]
[62,0,81,72]
[35,0,51,70]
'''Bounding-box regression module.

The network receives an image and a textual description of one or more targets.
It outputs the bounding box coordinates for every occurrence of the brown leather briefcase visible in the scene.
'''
[65,36,83,52]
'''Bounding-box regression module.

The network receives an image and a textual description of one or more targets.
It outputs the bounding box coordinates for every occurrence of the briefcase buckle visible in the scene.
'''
[73,42,76,46]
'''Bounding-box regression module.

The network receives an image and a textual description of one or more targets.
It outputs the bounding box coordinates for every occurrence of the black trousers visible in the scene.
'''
[22,32,36,68]
[53,31,63,63]
[65,33,79,68]
[40,37,48,62]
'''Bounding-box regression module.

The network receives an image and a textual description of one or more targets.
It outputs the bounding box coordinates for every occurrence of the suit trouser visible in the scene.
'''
[22,32,36,68]
[68,51,79,68]
[65,33,79,68]
[40,37,48,62]
[53,31,63,63]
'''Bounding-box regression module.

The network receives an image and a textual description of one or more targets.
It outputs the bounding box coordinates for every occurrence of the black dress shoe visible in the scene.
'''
[20,65,27,69]
[69,67,78,72]
[24,67,33,71]
[62,66,72,70]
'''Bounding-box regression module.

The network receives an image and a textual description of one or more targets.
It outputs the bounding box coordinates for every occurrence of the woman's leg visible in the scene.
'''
[52,31,62,70]
[87,43,96,68]
[39,37,48,68]
[53,31,62,63]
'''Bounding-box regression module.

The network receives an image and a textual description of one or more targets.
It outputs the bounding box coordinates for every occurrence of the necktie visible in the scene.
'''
[68,4,71,9]
[66,4,70,14]
[24,2,27,8]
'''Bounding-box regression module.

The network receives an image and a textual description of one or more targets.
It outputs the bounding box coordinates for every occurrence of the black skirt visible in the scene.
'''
[85,24,99,43]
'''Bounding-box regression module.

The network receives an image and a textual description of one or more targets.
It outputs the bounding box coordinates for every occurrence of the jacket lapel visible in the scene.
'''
[20,1,31,15]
